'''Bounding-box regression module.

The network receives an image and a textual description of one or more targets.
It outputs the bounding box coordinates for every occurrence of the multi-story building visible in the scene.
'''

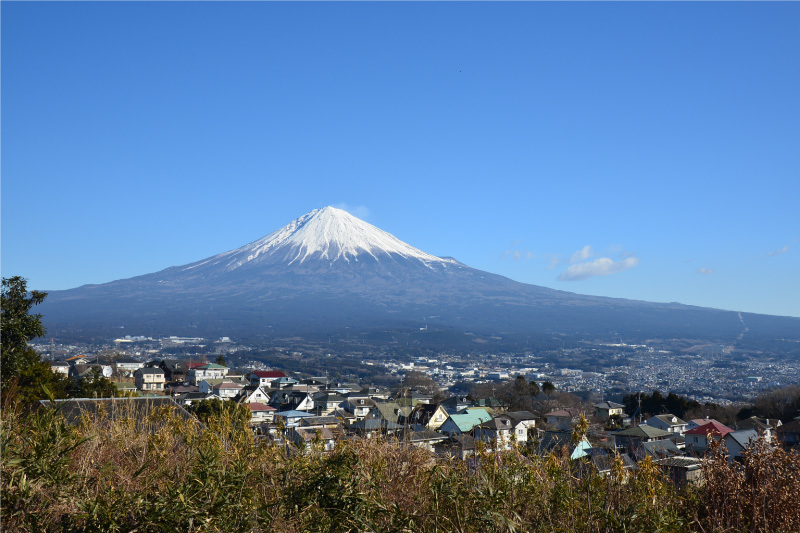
[134,368,166,391]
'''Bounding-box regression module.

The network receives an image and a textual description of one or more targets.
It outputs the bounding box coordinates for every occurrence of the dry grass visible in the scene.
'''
[2,401,799,532]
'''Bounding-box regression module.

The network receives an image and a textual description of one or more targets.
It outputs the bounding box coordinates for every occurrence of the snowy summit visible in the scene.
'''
[185,206,455,272]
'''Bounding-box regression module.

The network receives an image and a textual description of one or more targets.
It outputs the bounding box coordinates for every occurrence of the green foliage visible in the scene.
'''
[622,390,702,419]
[72,367,117,398]
[1,276,47,384]
[11,359,71,406]
[542,381,556,395]
[472,375,541,412]
[605,413,624,430]
[0,276,73,407]
[191,398,250,431]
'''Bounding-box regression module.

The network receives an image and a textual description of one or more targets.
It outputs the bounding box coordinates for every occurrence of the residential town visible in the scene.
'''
[38,334,800,405]
[46,350,800,489]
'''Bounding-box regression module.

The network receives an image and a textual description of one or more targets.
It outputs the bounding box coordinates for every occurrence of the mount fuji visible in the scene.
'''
[40,207,799,350]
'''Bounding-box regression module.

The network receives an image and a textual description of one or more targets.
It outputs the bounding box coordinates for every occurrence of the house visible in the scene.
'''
[777,417,800,450]
[473,416,514,451]
[593,401,625,421]
[249,370,288,388]
[348,418,403,439]
[438,409,493,436]
[283,383,321,395]
[686,418,724,431]
[440,396,473,413]
[167,384,198,396]
[272,377,300,389]
[332,408,357,426]
[288,427,336,452]
[397,429,447,452]
[734,416,781,440]
[434,434,477,460]
[235,385,271,405]
[65,354,91,366]
[341,397,376,420]
[613,425,672,454]
[50,361,70,375]
[684,421,733,453]
[655,456,704,488]
[578,452,638,477]
[394,390,433,407]
[274,410,317,428]
[198,378,248,395]
[159,359,190,382]
[188,363,229,385]
[299,415,345,438]
[325,382,361,395]
[114,357,144,376]
[545,408,582,431]
[313,392,346,415]
[270,390,315,412]
[175,391,216,406]
[212,381,244,400]
[71,364,113,384]
[723,429,760,462]
[247,402,276,425]
[368,401,404,424]
[407,403,451,431]
[534,430,592,459]
[360,386,390,400]
[633,439,684,462]
[298,378,328,388]
[134,367,166,392]
[506,411,537,443]
[645,414,689,436]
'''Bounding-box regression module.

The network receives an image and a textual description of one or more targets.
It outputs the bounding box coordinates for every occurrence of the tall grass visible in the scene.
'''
[2,401,798,532]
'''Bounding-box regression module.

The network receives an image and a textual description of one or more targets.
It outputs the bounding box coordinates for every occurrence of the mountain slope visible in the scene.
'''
[39,207,800,349]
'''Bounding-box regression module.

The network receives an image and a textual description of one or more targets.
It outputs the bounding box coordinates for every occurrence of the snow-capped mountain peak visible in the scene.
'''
[186,206,455,272]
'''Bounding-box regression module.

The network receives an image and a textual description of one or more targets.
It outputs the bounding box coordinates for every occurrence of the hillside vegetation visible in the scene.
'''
[2,400,799,533]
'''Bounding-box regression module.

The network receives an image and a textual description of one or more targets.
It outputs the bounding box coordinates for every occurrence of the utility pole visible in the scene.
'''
[638,392,642,425]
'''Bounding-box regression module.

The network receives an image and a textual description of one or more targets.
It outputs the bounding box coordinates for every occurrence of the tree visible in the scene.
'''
[1,277,71,405]
[1,276,47,383]
[542,381,556,395]
[572,414,590,444]
[72,368,117,398]
[403,371,440,396]
[215,354,227,367]
[192,398,250,432]
[606,413,624,430]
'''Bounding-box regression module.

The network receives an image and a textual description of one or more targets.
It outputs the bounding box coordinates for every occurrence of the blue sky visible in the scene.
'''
[2,2,798,318]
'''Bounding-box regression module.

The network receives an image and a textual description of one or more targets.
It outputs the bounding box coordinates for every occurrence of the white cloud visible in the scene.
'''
[500,241,536,263]
[558,256,640,281]
[697,267,714,275]
[570,245,594,263]
[768,245,789,257]
[334,203,370,219]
